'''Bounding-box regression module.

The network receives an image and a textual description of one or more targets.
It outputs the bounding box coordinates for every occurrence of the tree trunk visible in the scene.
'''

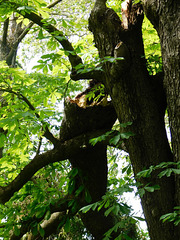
[0,15,23,67]
[89,1,179,239]
[144,0,180,210]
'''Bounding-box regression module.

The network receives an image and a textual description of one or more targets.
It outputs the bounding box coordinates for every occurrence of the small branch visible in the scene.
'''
[36,136,42,156]
[47,0,62,8]
[63,78,71,101]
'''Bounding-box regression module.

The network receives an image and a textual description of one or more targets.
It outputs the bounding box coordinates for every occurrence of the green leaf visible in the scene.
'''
[48,64,53,71]
[127,165,132,175]
[0,134,6,148]
[64,217,70,232]
[17,6,36,12]
[158,168,173,178]
[43,65,48,74]
[80,204,94,213]
[32,224,38,236]
[68,179,75,194]
[92,202,99,211]
[133,216,145,221]
[122,165,128,174]
[85,190,92,203]
[75,185,84,196]
[62,19,67,28]
[37,29,44,39]
[14,225,20,236]
[44,210,51,220]
[55,35,66,41]
[38,225,45,237]
[68,168,78,178]
[71,200,79,214]
[89,137,100,146]
[120,132,135,139]
[136,188,142,198]
[50,93,57,104]
[119,122,132,128]
[35,206,46,218]
[144,185,160,192]
[172,169,180,175]
[109,134,121,145]
[105,206,115,217]
[123,234,133,240]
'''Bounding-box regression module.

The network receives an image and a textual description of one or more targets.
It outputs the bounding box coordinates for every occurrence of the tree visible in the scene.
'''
[0,0,179,239]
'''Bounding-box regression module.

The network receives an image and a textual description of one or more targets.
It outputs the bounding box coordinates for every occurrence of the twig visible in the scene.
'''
[63,79,71,102]
[47,0,63,8]
[36,135,42,156]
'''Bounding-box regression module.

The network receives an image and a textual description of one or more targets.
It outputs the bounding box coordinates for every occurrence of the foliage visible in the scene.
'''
[137,161,180,225]
[89,122,134,147]
[142,17,162,75]
[137,161,180,179]
[0,0,168,239]
[160,206,180,226]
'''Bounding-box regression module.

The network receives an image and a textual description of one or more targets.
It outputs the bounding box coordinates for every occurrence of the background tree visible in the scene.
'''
[0,0,179,239]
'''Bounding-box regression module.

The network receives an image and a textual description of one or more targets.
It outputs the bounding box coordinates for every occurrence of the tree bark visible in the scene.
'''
[1,1,179,239]
[59,99,138,239]
[144,0,180,210]
[59,99,120,239]
[89,1,179,239]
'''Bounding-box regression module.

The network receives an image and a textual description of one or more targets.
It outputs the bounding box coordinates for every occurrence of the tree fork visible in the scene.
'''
[59,97,139,239]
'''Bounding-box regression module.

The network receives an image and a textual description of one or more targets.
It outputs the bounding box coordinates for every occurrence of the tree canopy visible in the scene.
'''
[0,0,179,239]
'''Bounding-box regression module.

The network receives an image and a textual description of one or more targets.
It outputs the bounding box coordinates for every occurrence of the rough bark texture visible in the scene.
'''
[0,15,23,66]
[59,100,119,239]
[1,1,179,239]
[144,0,180,210]
[88,0,179,239]
[59,99,138,239]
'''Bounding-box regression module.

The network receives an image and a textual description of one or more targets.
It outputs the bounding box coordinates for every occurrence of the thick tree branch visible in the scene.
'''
[1,18,9,46]
[6,0,62,66]
[15,2,102,80]
[0,129,109,204]
[70,67,105,81]
[9,196,70,240]
[6,21,34,66]
[1,0,101,80]
[18,10,82,68]
[9,212,66,240]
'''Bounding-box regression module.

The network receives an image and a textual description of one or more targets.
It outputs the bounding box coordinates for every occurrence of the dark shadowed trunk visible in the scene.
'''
[88,0,179,239]
[144,0,180,212]
[59,100,137,239]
